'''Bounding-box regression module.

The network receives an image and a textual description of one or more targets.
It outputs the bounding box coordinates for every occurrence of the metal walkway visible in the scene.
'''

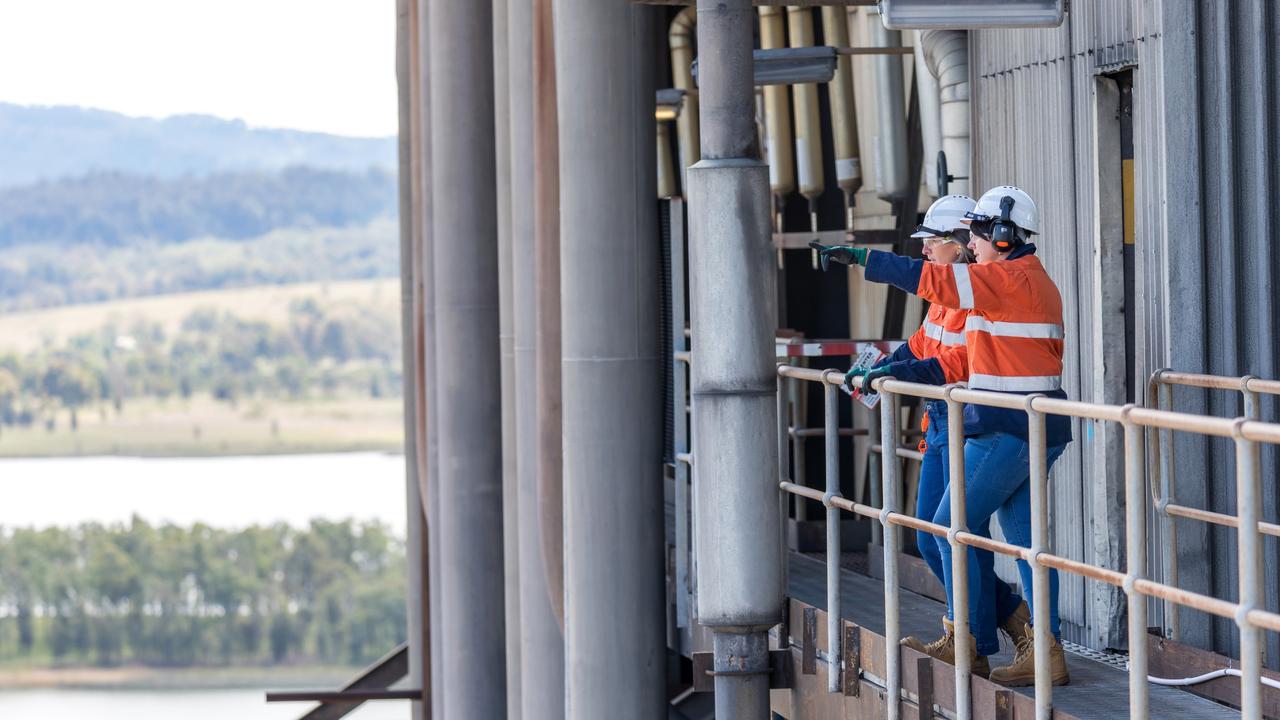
[781,552,1237,719]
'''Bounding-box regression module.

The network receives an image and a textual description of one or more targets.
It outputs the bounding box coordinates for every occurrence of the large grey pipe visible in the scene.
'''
[492,0,523,715]
[868,15,909,202]
[920,29,970,197]
[426,0,508,716]
[509,0,565,716]
[689,1,782,717]
[554,0,665,717]
[913,34,942,196]
[394,1,428,716]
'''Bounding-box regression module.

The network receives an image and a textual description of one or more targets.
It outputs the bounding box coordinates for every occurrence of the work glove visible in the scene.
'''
[809,241,868,271]
[843,366,867,394]
[859,366,892,394]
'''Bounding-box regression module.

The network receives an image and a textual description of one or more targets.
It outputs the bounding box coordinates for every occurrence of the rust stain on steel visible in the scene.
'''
[802,606,817,674]
[843,621,861,697]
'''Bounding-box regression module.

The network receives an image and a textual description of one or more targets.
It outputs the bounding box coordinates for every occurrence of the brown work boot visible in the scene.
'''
[989,624,1070,687]
[900,617,990,677]
[998,601,1033,647]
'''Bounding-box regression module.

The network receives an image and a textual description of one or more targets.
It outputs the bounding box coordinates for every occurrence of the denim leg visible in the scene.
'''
[915,421,949,589]
[933,433,1030,656]
[994,443,1067,639]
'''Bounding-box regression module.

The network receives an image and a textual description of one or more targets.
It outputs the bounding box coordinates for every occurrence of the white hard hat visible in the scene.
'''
[965,186,1040,235]
[911,195,976,238]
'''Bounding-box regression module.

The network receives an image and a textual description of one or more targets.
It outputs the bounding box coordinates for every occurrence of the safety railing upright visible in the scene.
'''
[778,364,1280,720]
[1148,369,1280,644]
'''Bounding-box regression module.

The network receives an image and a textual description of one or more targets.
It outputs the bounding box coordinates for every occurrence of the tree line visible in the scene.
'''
[0,519,406,668]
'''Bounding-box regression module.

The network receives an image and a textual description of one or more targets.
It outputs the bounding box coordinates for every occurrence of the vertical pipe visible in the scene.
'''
[426,0,507,715]
[879,384,901,720]
[759,6,795,249]
[510,0,565,715]
[823,379,842,693]
[691,1,783,717]
[492,0,523,713]
[913,35,941,198]
[946,390,971,720]
[1121,410,1148,720]
[821,7,862,227]
[533,0,565,630]
[1026,400,1052,720]
[669,7,700,191]
[867,18,909,202]
[555,1,664,716]
[786,6,825,269]
[1234,418,1263,720]
[395,1,428,714]
[1157,380,1179,641]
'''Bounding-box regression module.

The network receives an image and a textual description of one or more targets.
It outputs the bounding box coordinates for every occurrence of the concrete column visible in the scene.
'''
[427,0,507,716]
[492,0,523,716]
[509,0,566,716]
[554,1,665,717]
[689,1,783,718]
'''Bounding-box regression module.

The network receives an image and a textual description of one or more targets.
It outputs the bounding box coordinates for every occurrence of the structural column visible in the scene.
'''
[427,0,507,716]
[510,0,566,716]
[554,1,666,717]
[688,1,783,718]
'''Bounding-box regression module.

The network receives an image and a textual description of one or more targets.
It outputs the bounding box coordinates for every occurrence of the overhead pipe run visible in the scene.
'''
[785,6,826,269]
[920,29,970,197]
[867,15,910,202]
[690,0,783,717]
[670,7,700,193]
[912,33,943,197]
[821,7,863,229]
[758,6,794,268]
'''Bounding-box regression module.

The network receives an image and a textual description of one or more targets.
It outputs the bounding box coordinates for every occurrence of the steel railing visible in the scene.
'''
[1148,369,1280,645]
[776,365,1280,720]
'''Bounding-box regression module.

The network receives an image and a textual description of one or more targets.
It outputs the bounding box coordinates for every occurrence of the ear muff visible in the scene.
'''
[991,195,1019,250]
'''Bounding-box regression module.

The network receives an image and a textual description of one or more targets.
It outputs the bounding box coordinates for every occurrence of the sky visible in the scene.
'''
[0,0,398,138]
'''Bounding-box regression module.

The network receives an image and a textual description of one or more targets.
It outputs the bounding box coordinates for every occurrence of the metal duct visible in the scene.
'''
[867,16,909,202]
[669,7,700,192]
[821,7,863,227]
[921,29,970,197]
[912,32,942,198]
[786,6,825,269]
[758,6,795,231]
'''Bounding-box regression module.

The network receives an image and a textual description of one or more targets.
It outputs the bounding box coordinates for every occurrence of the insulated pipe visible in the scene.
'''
[426,0,507,715]
[921,29,970,197]
[509,0,564,716]
[533,0,565,631]
[554,1,665,717]
[912,34,941,197]
[758,6,794,258]
[690,1,783,717]
[395,2,428,715]
[785,6,825,269]
[821,7,863,227]
[867,17,909,202]
[492,0,523,714]
[669,7,700,192]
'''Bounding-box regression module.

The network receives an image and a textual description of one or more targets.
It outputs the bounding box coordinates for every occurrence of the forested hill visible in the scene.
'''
[0,167,397,248]
[0,103,395,188]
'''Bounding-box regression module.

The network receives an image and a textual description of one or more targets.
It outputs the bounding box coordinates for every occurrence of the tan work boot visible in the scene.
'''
[998,601,1033,646]
[989,624,1070,687]
[900,617,990,677]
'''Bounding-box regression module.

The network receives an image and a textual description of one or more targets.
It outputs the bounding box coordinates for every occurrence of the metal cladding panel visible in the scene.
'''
[973,0,1280,666]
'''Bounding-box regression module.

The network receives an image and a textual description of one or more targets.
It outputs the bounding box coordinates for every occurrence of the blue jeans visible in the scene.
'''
[916,412,1024,656]
[932,431,1067,656]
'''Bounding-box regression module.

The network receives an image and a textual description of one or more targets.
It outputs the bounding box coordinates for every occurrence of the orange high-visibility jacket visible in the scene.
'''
[907,304,970,385]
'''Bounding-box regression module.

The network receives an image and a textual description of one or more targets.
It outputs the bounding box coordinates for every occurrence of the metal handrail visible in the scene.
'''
[777,365,1278,720]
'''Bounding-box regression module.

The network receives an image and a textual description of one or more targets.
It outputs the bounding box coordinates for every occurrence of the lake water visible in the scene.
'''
[0,452,408,533]
[0,688,410,720]
[0,452,411,719]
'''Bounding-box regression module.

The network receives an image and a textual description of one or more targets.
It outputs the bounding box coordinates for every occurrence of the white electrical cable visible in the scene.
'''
[1144,667,1280,691]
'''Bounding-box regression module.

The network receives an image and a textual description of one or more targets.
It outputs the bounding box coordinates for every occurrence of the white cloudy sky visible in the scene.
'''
[0,0,397,137]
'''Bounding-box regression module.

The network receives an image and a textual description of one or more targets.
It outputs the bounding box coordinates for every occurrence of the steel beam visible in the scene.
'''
[688,1,783,717]
[426,0,507,715]
[554,1,665,717]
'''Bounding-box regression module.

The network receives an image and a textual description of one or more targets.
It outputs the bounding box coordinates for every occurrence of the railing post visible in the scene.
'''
[1234,414,1263,720]
[823,374,843,693]
[790,364,809,522]
[869,403,884,547]
[1120,406,1149,720]
[778,370,791,617]
[1025,396,1052,720]
[945,387,971,720]
[878,379,901,720]
[1149,369,1179,641]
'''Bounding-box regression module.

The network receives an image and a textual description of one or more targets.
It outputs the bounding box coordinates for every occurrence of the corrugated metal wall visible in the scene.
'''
[972,0,1280,666]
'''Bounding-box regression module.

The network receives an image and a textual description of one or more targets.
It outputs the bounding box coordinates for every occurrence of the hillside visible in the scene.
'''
[0,103,395,188]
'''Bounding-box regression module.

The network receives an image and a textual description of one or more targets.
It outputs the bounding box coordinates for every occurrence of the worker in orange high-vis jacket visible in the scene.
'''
[818,195,1033,678]
[816,186,1073,687]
